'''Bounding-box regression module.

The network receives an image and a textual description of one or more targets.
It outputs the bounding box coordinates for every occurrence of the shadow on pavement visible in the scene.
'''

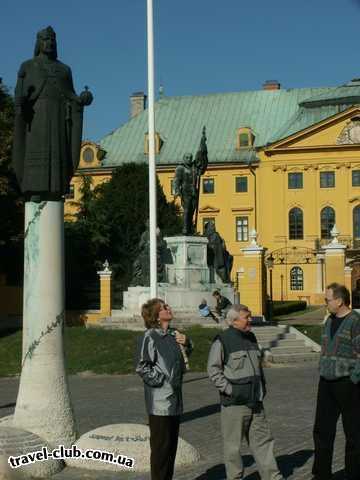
[194,456,255,479]
[183,375,209,384]
[276,449,313,478]
[193,463,225,479]
[193,451,316,479]
[181,403,220,423]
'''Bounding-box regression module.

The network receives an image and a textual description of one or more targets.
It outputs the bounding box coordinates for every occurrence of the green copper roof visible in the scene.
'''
[100,82,360,167]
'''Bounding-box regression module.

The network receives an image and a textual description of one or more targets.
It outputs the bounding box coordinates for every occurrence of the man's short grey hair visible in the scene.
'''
[226,304,250,324]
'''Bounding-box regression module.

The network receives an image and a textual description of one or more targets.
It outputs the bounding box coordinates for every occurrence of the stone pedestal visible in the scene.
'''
[165,236,209,288]
[121,235,235,317]
[237,231,266,317]
[323,227,347,287]
[13,201,76,448]
[98,261,112,318]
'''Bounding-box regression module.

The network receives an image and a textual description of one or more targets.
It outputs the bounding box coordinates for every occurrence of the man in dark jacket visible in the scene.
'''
[312,283,360,480]
[207,304,284,480]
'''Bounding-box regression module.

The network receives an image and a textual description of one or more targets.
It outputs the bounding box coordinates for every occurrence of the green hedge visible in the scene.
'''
[272,300,307,316]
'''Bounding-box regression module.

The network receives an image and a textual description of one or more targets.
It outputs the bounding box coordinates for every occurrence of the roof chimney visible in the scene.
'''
[263,80,281,91]
[130,91,147,118]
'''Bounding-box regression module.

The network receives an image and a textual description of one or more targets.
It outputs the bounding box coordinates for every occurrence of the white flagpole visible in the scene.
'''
[147,0,158,298]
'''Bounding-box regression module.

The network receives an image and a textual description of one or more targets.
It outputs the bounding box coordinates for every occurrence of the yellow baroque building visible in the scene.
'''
[66,82,360,305]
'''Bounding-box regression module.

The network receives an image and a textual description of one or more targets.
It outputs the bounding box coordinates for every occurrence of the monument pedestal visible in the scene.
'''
[165,236,209,288]
[13,201,76,448]
[122,236,235,317]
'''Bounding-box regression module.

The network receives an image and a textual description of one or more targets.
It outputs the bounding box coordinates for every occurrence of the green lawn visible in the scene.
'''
[0,326,220,377]
[0,324,322,378]
[274,305,321,320]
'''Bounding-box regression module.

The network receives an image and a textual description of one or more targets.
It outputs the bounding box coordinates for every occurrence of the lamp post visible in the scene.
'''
[265,253,274,322]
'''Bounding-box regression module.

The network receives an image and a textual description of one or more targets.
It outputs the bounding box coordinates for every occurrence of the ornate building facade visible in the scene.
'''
[65,81,360,305]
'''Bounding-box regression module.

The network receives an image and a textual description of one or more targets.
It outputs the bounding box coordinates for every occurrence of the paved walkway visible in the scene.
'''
[0,364,347,480]
[276,306,327,326]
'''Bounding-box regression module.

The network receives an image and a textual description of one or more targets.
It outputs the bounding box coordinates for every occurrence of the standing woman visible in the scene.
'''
[136,298,192,480]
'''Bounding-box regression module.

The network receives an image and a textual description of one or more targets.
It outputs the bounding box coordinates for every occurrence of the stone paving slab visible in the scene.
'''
[0,365,347,479]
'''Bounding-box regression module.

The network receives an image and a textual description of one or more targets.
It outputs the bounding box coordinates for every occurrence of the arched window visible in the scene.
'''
[289,208,303,239]
[321,207,335,239]
[290,267,304,291]
[353,206,360,242]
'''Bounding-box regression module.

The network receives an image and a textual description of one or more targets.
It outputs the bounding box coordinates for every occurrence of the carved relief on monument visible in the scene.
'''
[336,117,360,145]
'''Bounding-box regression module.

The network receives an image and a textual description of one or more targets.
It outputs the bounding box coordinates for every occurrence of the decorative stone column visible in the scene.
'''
[98,260,112,318]
[238,230,266,316]
[13,201,76,448]
[323,225,347,287]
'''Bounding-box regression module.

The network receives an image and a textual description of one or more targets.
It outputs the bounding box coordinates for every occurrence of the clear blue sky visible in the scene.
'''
[2,0,360,142]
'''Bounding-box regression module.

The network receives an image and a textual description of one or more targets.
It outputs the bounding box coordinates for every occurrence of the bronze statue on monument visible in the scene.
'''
[173,127,208,235]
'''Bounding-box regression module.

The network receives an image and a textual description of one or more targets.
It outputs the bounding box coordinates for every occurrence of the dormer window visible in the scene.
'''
[79,142,103,169]
[144,132,163,154]
[237,128,254,149]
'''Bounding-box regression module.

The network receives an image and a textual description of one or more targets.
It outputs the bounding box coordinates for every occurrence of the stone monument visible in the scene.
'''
[121,128,236,319]
[2,26,93,478]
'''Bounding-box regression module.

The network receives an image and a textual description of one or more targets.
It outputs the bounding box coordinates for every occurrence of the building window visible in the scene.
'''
[320,171,335,188]
[290,266,304,291]
[289,208,304,240]
[288,172,303,189]
[203,217,215,233]
[170,179,176,196]
[236,128,254,149]
[236,216,249,242]
[239,133,249,147]
[83,147,94,164]
[353,206,360,240]
[235,177,248,192]
[352,170,360,186]
[321,206,335,239]
[203,178,215,194]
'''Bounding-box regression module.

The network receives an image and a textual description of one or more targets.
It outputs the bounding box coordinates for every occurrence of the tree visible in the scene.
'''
[64,163,182,308]
[94,163,182,286]
[0,81,24,284]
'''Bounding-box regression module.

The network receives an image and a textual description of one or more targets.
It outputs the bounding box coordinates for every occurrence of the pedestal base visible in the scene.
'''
[123,283,236,314]
[66,424,200,472]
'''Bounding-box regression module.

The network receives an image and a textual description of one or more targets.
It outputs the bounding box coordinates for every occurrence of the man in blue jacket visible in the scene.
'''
[207,304,283,480]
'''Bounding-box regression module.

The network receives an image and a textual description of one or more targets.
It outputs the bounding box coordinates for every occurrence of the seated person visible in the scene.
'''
[212,290,232,318]
[198,298,218,323]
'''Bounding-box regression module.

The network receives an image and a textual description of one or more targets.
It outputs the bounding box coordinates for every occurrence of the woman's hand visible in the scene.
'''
[175,331,186,345]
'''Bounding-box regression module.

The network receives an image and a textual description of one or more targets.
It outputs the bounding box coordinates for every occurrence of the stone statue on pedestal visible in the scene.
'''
[9,27,93,462]
[12,26,93,200]
[204,222,233,284]
[174,127,208,235]
[131,224,168,286]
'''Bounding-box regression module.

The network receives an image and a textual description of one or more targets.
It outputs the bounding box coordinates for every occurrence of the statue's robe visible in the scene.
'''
[12,57,84,197]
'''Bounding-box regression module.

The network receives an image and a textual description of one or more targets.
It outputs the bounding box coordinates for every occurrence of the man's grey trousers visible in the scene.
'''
[221,403,284,480]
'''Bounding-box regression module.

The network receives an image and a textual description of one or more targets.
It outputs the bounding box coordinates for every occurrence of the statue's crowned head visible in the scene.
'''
[34,26,58,59]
